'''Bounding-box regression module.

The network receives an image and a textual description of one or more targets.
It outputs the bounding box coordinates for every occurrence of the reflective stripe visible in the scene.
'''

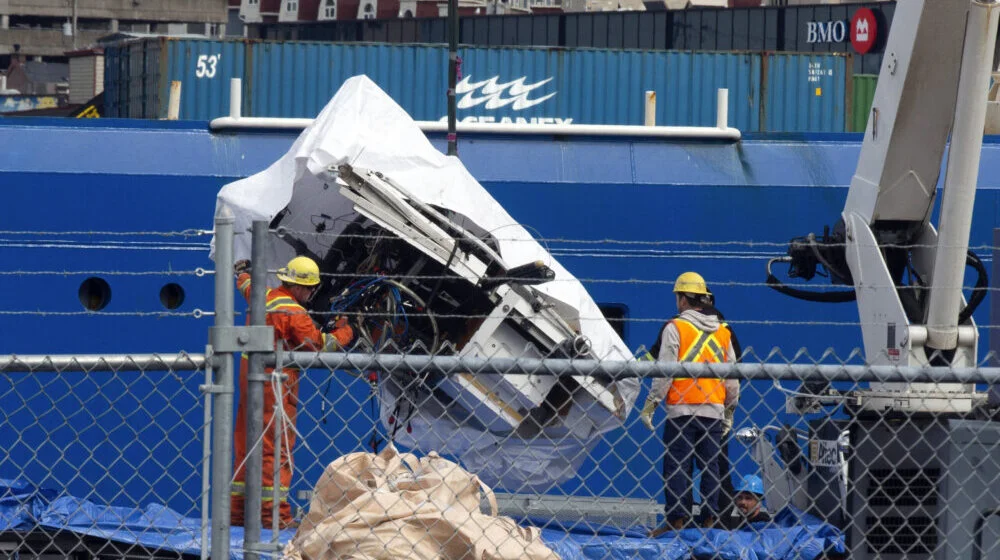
[681,330,726,364]
[261,486,290,500]
[680,330,713,362]
[266,296,299,312]
[705,337,726,363]
[231,482,289,500]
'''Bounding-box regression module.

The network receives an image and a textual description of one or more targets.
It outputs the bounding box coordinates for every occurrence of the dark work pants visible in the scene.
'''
[717,435,736,517]
[662,415,723,522]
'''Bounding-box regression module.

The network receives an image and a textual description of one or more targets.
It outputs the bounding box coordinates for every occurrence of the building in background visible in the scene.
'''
[231,0,535,23]
[250,0,894,75]
[0,0,228,66]
[234,0,892,18]
[4,51,67,94]
[66,46,102,103]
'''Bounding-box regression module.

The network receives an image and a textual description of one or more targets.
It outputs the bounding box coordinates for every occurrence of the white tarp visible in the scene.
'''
[211,75,639,491]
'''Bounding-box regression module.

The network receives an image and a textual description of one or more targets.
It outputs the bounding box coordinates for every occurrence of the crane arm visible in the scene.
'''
[770,0,999,413]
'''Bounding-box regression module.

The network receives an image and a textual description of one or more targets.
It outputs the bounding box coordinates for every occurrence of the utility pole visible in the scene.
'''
[447,0,459,156]
[71,0,78,49]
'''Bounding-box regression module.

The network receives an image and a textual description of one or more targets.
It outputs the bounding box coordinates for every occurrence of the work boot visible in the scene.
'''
[648,517,688,538]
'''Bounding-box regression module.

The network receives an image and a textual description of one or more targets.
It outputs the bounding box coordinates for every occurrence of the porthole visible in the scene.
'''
[78,277,111,311]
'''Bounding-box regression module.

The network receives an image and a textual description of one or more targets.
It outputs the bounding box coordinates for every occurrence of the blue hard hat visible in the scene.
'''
[735,474,764,496]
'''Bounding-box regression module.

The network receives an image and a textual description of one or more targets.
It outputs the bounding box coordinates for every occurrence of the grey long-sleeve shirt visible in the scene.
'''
[650,308,740,421]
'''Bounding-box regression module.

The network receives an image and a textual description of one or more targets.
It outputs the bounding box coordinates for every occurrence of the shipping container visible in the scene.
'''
[105,38,851,132]
[254,2,894,74]
[762,53,849,133]
[850,74,877,133]
[247,43,763,128]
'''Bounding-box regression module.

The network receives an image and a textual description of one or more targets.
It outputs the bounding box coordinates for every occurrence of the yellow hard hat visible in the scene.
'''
[277,256,321,286]
[673,271,709,295]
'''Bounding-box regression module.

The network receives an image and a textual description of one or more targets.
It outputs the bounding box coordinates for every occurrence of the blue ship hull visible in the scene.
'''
[2,118,997,518]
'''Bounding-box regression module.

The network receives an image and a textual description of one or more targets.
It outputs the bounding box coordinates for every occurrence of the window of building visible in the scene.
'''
[324,0,336,18]
[286,0,299,12]
[403,9,413,17]
[226,9,244,36]
[361,3,375,19]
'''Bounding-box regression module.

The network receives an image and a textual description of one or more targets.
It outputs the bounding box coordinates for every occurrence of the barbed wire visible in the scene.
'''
[0,265,989,292]
[4,227,1000,253]
[0,241,210,252]
[266,227,1000,251]
[0,229,213,237]
[242,308,997,328]
[232,268,994,291]
[0,269,213,277]
[0,305,988,329]
[0,310,211,318]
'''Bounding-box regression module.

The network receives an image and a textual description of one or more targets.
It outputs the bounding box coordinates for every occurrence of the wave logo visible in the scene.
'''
[456,75,557,111]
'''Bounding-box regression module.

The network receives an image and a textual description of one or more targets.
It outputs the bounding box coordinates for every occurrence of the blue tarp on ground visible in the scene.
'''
[0,479,844,559]
[540,508,846,560]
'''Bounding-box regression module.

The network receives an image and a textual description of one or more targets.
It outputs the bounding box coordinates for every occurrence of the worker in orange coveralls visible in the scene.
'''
[229,256,354,529]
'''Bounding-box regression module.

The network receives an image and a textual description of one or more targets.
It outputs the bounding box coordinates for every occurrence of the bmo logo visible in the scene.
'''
[806,20,847,44]
[806,7,879,54]
[851,8,877,54]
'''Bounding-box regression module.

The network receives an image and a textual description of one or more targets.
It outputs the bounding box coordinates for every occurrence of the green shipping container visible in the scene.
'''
[850,74,878,132]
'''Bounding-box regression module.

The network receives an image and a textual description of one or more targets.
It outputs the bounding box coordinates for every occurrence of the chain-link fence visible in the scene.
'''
[0,354,210,559]
[4,214,1000,560]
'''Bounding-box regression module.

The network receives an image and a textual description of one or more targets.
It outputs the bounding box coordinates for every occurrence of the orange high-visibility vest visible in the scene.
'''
[666,318,732,406]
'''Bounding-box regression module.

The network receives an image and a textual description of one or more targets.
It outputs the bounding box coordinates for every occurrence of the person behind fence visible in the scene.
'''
[723,475,771,529]
[640,271,739,534]
[703,287,743,522]
[230,256,355,530]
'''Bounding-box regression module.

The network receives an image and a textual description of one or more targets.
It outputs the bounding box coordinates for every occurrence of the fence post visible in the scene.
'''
[200,344,214,560]
[210,206,236,560]
[244,220,269,560]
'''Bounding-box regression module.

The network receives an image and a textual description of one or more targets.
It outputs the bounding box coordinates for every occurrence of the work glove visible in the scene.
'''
[640,396,659,431]
[329,316,355,348]
[722,406,735,438]
[234,259,251,276]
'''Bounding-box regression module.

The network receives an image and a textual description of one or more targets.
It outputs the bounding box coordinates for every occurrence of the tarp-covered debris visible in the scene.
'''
[210,75,641,492]
[285,444,559,559]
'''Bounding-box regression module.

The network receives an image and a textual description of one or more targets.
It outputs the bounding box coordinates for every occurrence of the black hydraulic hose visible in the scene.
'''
[972,506,1000,560]
[808,233,852,285]
[959,250,989,324]
[766,258,858,303]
